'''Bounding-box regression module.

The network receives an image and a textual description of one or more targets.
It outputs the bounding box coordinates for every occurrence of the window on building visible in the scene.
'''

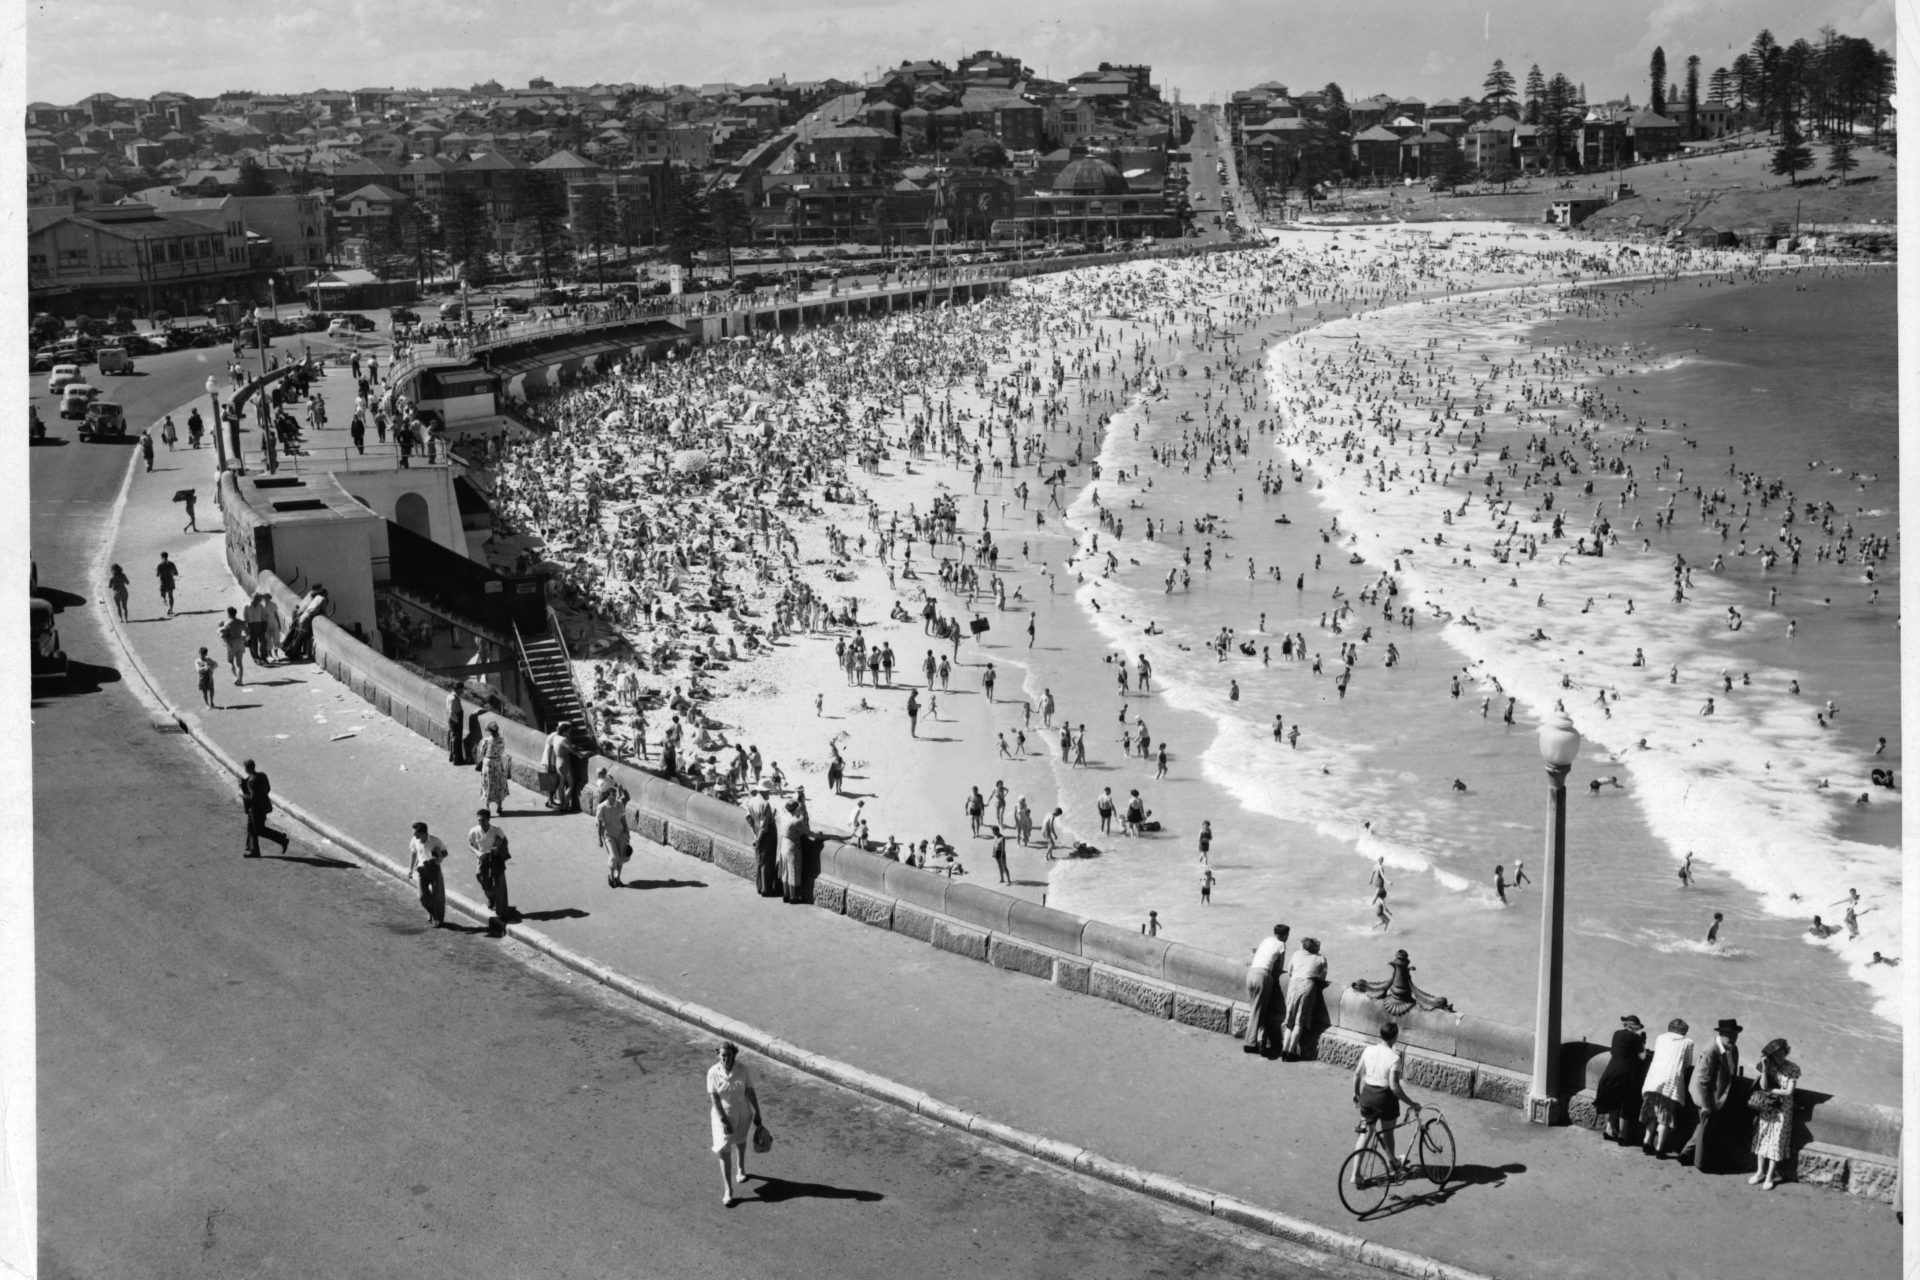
[57,248,88,268]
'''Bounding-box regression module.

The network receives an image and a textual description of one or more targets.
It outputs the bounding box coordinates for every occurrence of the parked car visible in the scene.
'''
[46,364,83,394]
[31,596,68,687]
[59,383,102,419]
[327,318,357,338]
[96,346,134,375]
[79,401,127,441]
[438,300,464,320]
[389,306,420,324]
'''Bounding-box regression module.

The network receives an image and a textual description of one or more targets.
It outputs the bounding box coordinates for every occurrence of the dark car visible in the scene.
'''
[31,597,67,687]
[390,306,420,324]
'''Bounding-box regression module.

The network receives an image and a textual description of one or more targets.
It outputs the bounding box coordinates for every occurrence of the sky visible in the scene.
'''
[22,0,1897,107]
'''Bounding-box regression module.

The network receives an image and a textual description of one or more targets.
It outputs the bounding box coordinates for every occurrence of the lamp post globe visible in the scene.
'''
[1538,709,1581,769]
[1529,706,1579,1124]
[204,375,230,473]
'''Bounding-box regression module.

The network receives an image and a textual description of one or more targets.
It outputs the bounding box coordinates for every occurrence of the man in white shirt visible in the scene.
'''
[1352,1022,1423,1179]
[1242,924,1290,1055]
[597,788,632,888]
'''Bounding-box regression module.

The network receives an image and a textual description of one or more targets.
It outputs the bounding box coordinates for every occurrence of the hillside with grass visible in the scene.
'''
[1307,133,1893,240]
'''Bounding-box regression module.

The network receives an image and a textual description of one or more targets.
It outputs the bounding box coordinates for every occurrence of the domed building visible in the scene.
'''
[994,150,1178,243]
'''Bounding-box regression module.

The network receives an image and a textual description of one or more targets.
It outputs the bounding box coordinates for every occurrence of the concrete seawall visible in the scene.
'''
[220,412,1901,1208]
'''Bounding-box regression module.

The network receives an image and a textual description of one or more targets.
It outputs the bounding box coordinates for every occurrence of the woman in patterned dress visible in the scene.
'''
[1749,1039,1800,1190]
[478,722,511,815]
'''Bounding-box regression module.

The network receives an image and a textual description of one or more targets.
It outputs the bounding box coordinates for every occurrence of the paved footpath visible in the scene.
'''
[93,388,1901,1280]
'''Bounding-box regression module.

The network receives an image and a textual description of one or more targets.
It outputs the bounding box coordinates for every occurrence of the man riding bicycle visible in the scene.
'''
[1352,1021,1423,1180]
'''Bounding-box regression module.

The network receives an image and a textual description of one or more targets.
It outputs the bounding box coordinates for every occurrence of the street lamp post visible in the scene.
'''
[204,375,232,474]
[1529,707,1582,1125]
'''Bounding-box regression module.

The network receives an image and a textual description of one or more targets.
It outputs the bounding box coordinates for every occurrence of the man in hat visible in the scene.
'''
[744,784,779,897]
[1681,1017,1742,1173]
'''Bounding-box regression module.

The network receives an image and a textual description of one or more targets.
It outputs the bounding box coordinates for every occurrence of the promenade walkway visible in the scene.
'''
[93,388,1900,1280]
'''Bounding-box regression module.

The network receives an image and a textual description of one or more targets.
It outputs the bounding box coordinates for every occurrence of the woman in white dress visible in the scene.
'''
[707,1042,764,1206]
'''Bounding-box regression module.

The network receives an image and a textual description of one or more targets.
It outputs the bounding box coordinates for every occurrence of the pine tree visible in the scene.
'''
[1523,64,1546,126]
[1709,66,1731,106]
[1750,30,1780,123]
[1730,54,1755,113]
[1541,73,1577,171]
[1685,56,1702,137]
[1649,47,1668,116]
[1482,59,1517,112]
[1826,134,1857,182]
[1770,117,1813,184]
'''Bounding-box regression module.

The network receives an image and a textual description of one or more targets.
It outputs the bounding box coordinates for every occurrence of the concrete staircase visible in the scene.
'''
[515,625,598,757]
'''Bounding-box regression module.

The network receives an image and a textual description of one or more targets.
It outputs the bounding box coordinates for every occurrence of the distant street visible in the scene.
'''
[31,351,1378,1278]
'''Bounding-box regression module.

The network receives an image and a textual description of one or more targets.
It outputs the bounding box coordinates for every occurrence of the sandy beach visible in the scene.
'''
[483,227,1899,1104]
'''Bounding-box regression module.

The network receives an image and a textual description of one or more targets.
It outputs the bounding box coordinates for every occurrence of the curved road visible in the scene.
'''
[30,346,1375,1277]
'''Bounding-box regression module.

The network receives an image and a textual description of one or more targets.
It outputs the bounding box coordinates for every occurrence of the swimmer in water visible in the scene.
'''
[1809,915,1835,938]
[1867,952,1900,967]
[1493,865,1509,905]
[1677,852,1694,888]
[1705,912,1723,947]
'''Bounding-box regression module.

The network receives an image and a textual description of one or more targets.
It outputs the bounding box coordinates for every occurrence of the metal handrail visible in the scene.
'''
[545,602,599,753]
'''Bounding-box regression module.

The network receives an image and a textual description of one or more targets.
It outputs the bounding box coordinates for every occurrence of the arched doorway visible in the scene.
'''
[395,492,431,540]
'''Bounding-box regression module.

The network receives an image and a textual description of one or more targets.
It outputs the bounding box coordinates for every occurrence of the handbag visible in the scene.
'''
[752,1123,774,1154]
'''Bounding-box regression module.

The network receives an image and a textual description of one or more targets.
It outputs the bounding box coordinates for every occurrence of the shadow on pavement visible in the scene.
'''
[520,908,589,921]
[1363,1161,1525,1220]
[35,660,124,698]
[267,853,358,869]
[35,586,87,612]
[621,878,707,891]
[746,1175,883,1204]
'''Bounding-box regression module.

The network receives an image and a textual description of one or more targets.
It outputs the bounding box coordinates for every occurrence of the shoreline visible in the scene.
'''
[489,229,1897,1103]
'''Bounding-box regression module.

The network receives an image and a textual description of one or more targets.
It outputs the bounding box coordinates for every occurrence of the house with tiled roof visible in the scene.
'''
[1351,124,1404,179]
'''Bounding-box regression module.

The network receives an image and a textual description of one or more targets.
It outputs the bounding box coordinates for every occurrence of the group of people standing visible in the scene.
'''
[1594,1013,1803,1188]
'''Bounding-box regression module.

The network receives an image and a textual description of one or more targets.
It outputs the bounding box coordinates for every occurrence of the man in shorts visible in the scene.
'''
[1352,1022,1423,1180]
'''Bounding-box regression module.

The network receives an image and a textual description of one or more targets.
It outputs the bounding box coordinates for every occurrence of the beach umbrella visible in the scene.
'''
[672,448,711,476]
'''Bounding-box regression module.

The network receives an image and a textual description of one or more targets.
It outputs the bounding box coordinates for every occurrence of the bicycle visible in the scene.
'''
[1337,1105,1455,1216]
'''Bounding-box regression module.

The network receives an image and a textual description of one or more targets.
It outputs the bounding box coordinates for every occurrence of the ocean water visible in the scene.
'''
[1043,252,1898,1104]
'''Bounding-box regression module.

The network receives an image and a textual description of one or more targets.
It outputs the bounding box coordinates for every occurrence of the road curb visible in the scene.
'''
[91,419,1502,1280]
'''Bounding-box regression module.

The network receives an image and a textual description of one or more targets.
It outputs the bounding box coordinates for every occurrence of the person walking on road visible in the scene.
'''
[195,647,218,709]
[106,563,130,622]
[218,607,248,684]
[159,416,177,451]
[140,430,155,473]
[240,758,288,857]
[708,1041,766,1207]
[1680,1017,1742,1173]
[182,488,198,532]
[596,786,632,888]
[477,723,510,816]
[405,821,449,927]
[991,827,1011,883]
[1242,923,1289,1055]
[155,552,179,616]
[468,808,515,932]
